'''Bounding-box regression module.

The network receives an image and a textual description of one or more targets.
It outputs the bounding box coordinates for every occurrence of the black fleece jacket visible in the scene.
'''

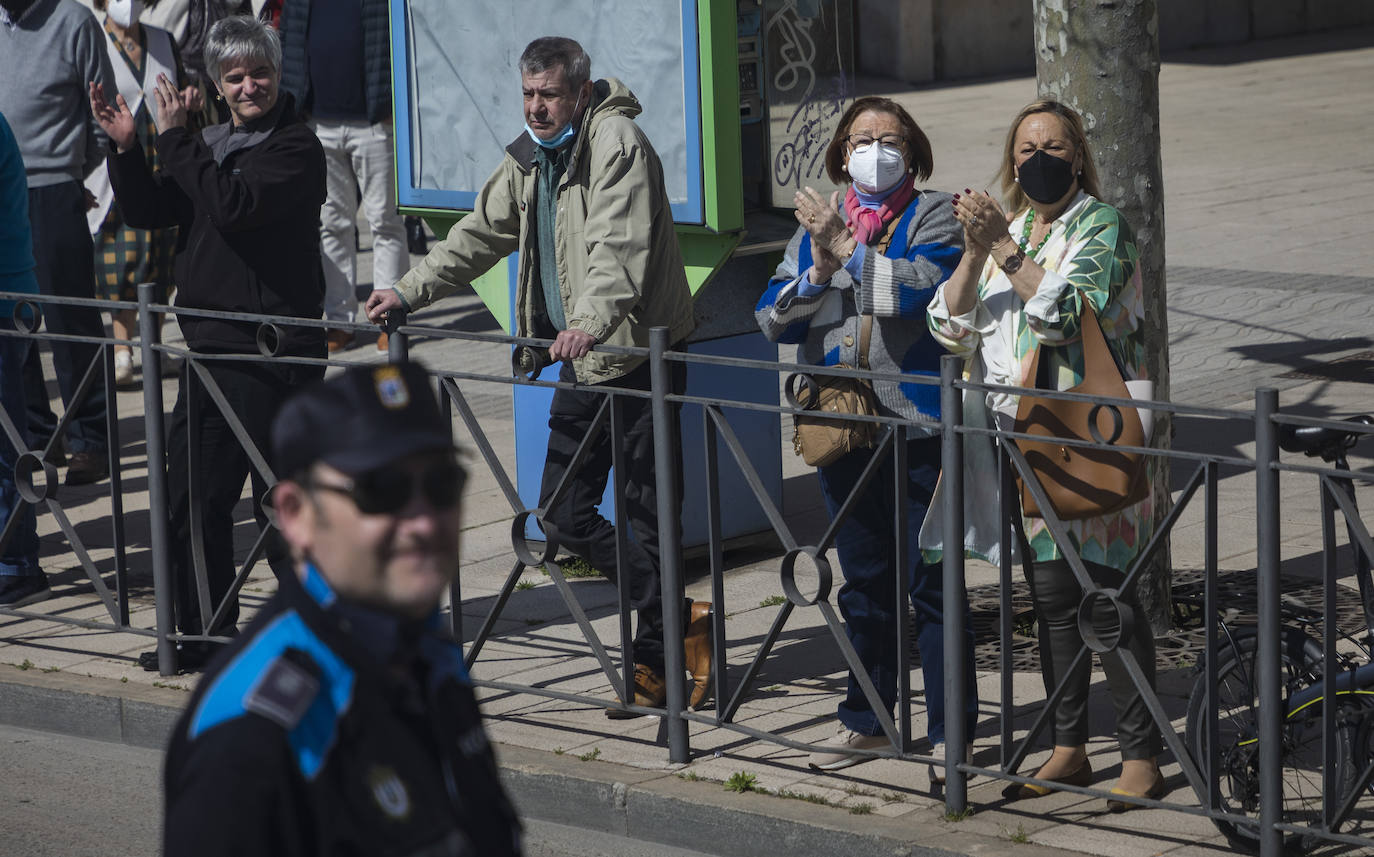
[108,93,327,355]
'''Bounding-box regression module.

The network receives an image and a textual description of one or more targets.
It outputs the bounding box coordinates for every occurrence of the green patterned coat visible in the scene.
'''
[925,192,1153,569]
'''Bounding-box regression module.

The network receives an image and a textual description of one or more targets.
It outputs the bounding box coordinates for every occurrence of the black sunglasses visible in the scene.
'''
[308,461,466,515]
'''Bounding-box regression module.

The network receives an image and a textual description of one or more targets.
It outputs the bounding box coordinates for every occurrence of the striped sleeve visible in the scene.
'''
[856,193,963,318]
[755,225,851,343]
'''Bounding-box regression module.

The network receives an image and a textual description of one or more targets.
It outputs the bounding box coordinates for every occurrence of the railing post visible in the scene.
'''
[386,307,408,363]
[1255,388,1281,857]
[650,326,689,762]
[940,354,968,810]
[138,283,177,675]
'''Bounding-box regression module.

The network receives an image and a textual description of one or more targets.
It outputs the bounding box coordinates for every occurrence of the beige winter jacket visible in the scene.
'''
[393,77,694,384]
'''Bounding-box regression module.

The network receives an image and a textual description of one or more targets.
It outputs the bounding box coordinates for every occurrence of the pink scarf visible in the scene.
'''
[844,179,916,246]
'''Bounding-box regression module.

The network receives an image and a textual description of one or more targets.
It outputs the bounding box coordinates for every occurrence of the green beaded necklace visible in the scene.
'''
[1018,209,1052,260]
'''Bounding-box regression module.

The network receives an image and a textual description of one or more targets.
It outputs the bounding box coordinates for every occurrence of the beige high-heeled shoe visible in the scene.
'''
[1015,758,1093,799]
[1106,764,1167,812]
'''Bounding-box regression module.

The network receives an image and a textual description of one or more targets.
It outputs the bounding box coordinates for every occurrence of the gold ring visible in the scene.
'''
[808,215,815,224]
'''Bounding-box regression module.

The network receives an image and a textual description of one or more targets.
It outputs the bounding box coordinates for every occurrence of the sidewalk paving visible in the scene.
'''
[3,27,1373,857]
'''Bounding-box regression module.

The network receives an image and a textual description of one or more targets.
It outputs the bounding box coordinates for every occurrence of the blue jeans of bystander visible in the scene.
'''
[0,319,40,576]
[818,435,978,746]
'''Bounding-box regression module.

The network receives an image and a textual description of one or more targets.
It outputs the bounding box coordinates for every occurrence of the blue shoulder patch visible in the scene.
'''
[187,611,355,781]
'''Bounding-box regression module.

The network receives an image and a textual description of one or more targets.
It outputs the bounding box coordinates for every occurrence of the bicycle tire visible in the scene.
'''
[1185,627,1361,854]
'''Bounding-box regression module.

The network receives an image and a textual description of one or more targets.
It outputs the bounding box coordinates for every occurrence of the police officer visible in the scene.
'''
[162,362,522,857]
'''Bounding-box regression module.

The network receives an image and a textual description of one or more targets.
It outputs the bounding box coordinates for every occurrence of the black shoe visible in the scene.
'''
[65,451,109,486]
[0,574,51,607]
[138,642,216,674]
[41,441,66,468]
[406,216,428,255]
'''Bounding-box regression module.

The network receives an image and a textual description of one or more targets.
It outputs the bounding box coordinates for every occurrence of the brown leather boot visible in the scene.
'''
[684,601,713,709]
[605,664,667,719]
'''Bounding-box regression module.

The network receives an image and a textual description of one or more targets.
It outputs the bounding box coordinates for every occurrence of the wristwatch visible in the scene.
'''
[1000,247,1026,275]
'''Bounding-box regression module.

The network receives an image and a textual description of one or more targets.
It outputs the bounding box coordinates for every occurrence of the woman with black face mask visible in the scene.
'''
[924,100,1163,811]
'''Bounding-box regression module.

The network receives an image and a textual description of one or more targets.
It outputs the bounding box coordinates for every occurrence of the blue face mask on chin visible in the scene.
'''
[526,121,577,149]
[525,90,585,150]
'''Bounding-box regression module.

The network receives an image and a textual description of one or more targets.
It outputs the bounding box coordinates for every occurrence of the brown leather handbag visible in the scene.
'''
[788,314,880,468]
[1013,303,1150,520]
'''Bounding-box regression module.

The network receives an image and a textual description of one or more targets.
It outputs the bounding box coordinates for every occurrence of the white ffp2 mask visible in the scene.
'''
[107,0,144,29]
[847,143,906,194]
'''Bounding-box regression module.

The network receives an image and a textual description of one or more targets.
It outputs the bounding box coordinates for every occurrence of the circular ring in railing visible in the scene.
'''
[512,346,550,382]
[1076,587,1135,653]
[783,372,821,410]
[511,510,557,567]
[255,322,284,358]
[779,546,833,606]
[14,451,58,504]
[1087,403,1125,446]
[11,301,42,335]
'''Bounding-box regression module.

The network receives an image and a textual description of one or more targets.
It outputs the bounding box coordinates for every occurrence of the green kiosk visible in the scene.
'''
[388,0,854,547]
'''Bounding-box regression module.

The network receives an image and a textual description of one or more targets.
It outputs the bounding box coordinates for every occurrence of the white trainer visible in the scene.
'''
[807,728,888,772]
[113,350,134,387]
[929,742,973,786]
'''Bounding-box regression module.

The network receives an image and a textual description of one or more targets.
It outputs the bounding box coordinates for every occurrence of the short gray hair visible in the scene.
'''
[204,15,282,83]
[518,37,591,91]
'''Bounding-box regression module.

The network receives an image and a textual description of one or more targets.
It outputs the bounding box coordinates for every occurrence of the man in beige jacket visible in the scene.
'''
[365,36,709,717]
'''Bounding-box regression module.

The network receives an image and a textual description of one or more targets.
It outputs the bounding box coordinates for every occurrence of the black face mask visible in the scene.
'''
[1016,149,1076,204]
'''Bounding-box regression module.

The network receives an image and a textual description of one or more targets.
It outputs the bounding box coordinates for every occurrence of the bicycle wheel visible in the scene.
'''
[1186,627,1360,854]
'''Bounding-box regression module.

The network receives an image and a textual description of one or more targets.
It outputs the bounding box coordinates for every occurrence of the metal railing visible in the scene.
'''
[2,288,1372,855]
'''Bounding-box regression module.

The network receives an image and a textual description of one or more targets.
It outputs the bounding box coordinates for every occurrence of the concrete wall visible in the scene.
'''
[855,0,1374,83]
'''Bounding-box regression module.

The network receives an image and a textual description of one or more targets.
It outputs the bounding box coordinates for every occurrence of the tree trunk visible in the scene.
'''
[1033,0,1172,633]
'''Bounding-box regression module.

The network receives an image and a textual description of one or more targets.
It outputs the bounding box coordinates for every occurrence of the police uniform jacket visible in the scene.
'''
[163,563,522,857]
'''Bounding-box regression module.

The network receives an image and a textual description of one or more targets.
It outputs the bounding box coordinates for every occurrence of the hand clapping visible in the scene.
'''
[951,189,1012,252]
[152,73,191,134]
[88,82,137,153]
[793,187,853,258]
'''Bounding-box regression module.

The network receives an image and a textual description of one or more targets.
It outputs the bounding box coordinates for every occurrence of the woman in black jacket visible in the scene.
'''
[91,14,327,672]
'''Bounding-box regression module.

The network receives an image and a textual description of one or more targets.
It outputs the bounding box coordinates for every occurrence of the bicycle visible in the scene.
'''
[1184,414,1374,854]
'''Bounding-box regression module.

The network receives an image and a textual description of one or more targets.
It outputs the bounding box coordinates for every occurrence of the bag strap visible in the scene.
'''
[857,313,874,370]
[1077,302,1109,369]
[1021,300,1127,389]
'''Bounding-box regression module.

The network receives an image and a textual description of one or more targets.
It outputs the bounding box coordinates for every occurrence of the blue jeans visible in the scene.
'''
[0,319,40,576]
[818,436,978,745]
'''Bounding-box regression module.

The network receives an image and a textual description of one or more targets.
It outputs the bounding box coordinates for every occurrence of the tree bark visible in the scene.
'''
[1033,0,1172,633]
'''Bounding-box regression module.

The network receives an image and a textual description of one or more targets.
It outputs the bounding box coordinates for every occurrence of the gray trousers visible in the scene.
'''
[1023,556,1161,760]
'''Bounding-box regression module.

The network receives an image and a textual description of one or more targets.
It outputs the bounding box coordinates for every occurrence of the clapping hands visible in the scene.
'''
[794,187,857,282]
[89,82,137,152]
[951,189,1013,252]
[152,73,195,133]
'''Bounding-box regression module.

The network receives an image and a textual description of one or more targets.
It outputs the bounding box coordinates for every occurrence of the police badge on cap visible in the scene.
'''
[373,366,411,410]
[271,362,456,478]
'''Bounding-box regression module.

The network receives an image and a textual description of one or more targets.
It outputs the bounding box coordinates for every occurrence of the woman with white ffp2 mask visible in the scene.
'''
[753,96,977,784]
[84,0,202,388]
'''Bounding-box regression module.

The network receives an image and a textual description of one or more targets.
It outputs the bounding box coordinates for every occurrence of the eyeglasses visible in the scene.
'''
[308,461,467,515]
[846,133,905,149]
